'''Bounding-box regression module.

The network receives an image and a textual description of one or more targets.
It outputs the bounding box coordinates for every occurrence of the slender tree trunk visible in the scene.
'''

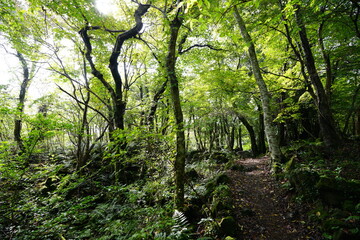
[295,5,341,147]
[318,22,333,97]
[355,108,360,135]
[165,11,186,210]
[279,92,286,146]
[14,51,31,152]
[76,58,91,170]
[237,126,243,151]
[228,125,235,151]
[238,115,258,157]
[343,84,360,134]
[234,7,282,167]
[148,79,168,129]
[257,108,266,154]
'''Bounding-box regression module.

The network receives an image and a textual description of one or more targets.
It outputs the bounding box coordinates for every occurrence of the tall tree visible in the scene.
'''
[13,51,33,151]
[165,3,186,210]
[294,4,341,147]
[1,0,42,151]
[79,3,150,133]
[234,6,282,167]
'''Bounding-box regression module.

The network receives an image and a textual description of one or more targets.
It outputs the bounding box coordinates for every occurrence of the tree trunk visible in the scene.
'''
[257,109,266,154]
[237,126,243,151]
[79,4,150,133]
[355,108,360,135]
[148,79,168,129]
[343,84,360,134]
[165,11,186,210]
[76,58,91,170]
[234,7,282,167]
[318,22,333,97]
[238,115,258,157]
[14,51,31,152]
[295,5,341,147]
[108,4,150,131]
[228,124,235,151]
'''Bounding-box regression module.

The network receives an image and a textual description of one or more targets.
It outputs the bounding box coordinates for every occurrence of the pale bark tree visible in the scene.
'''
[234,6,282,168]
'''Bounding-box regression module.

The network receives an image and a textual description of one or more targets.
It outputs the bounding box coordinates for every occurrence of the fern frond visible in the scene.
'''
[169,210,191,239]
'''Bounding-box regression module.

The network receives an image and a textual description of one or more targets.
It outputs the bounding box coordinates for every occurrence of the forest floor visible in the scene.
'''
[227,156,324,240]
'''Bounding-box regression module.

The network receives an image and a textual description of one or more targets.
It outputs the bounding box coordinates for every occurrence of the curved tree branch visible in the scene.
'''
[179,44,224,54]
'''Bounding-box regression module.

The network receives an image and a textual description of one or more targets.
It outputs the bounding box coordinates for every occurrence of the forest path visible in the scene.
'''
[227,156,322,240]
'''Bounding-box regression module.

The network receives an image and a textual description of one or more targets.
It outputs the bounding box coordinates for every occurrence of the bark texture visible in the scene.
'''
[79,4,150,131]
[238,115,258,157]
[14,51,31,151]
[166,11,186,210]
[295,5,340,147]
[148,79,168,128]
[234,7,282,166]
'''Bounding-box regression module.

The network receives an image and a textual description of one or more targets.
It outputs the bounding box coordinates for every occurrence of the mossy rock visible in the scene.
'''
[333,228,360,240]
[322,218,347,232]
[186,150,208,163]
[211,185,233,215]
[317,177,360,207]
[205,174,231,197]
[237,150,253,159]
[212,184,232,199]
[230,164,246,171]
[216,174,231,185]
[224,236,236,240]
[185,168,200,181]
[210,152,230,164]
[211,199,232,217]
[288,169,320,201]
[224,237,236,240]
[283,156,296,172]
[219,216,237,237]
[343,200,356,212]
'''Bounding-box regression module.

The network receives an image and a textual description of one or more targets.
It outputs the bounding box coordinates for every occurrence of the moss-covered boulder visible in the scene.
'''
[230,164,245,171]
[210,151,231,164]
[210,185,233,216]
[186,150,209,163]
[185,168,200,181]
[219,216,237,237]
[322,218,347,233]
[288,169,320,201]
[205,174,231,197]
[316,177,360,207]
[333,229,360,240]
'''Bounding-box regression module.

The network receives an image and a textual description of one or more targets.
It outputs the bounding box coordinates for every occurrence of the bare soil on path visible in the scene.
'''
[227,156,323,240]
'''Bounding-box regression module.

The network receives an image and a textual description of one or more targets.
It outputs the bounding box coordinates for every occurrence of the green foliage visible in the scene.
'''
[198,217,219,237]
[168,210,192,240]
[0,152,177,239]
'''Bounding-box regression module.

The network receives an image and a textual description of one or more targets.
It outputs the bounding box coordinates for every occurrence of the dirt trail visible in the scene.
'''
[227,156,323,240]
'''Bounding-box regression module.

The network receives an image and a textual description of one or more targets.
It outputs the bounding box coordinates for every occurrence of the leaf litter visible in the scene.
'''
[227,156,323,240]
